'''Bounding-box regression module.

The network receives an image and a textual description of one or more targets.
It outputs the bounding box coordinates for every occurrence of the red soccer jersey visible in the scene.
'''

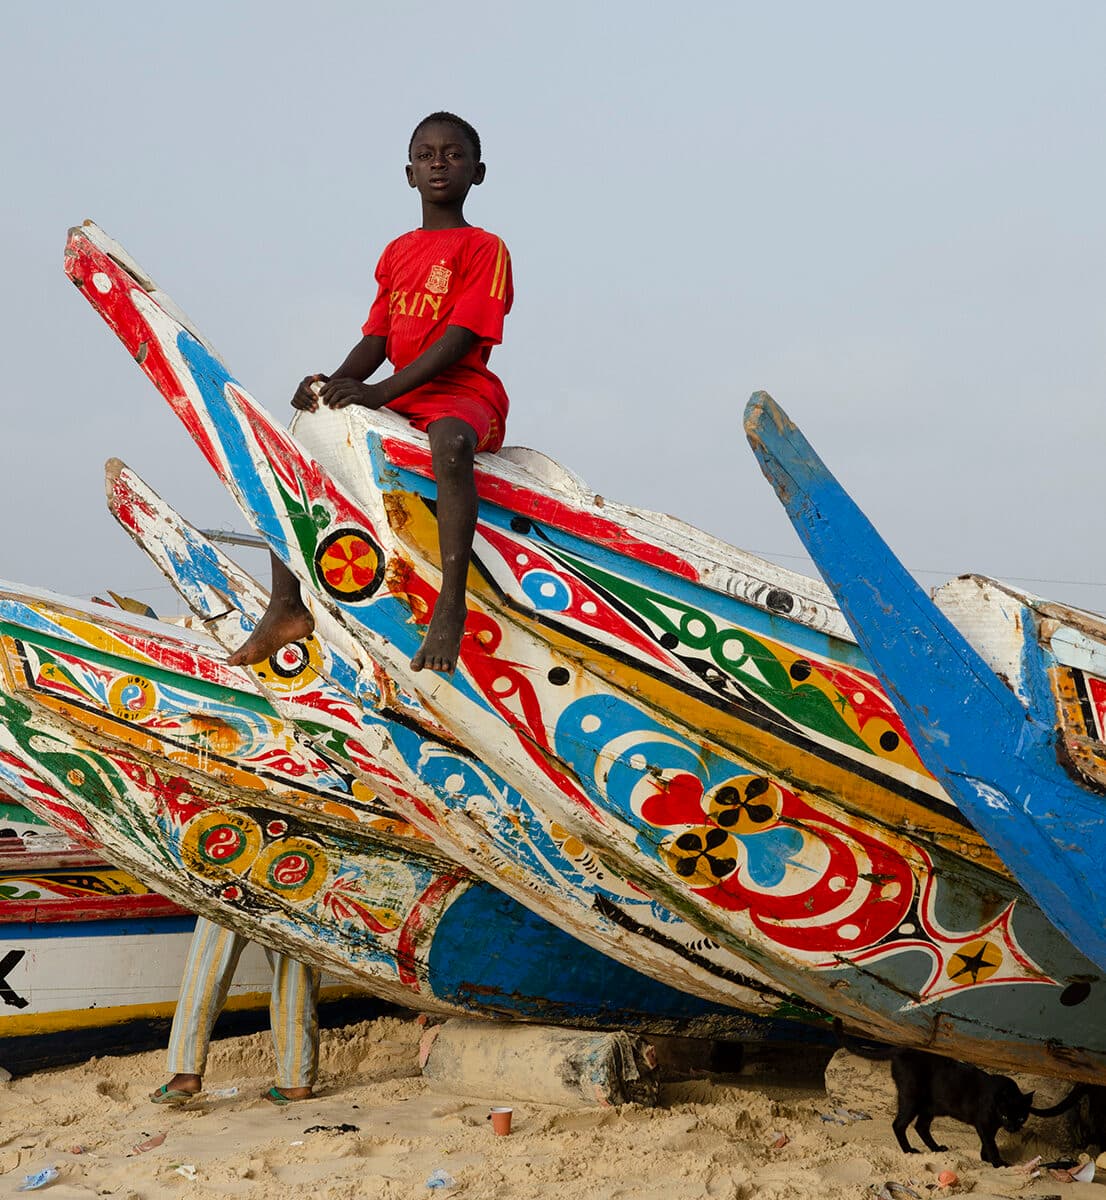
[362,226,513,426]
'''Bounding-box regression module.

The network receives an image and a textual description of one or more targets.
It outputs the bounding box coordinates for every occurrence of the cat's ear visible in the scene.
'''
[1024,1090,1035,1103]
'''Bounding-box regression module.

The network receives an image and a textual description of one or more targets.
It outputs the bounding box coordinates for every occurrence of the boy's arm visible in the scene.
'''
[320,325,479,411]
[291,335,388,411]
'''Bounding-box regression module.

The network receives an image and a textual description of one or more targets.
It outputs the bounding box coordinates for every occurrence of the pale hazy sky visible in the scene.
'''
[4,3,1106,614]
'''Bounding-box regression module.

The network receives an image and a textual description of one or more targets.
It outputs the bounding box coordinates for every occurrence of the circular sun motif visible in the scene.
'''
[249,836,327,902]
[253,636,324,694]
[181,810,262,879]
[107,674,156,722]
[660,825,739,887]
[707,776,782,835]
[314,528,384,603]
[946,938,1003,986]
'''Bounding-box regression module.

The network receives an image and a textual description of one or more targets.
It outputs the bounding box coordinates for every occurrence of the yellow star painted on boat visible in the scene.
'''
[946,939,1003,985]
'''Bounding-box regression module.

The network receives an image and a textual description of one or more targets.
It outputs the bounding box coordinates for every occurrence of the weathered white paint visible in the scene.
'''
[933,575,1032,703]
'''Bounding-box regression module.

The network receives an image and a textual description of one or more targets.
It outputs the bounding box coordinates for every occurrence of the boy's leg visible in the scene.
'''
[264,950,321,1101]
[157,918,248,1097]
[411,417,479,674]
[227,551,314,667]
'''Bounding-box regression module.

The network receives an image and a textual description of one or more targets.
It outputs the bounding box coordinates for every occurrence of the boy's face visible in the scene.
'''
[407,121,485,206]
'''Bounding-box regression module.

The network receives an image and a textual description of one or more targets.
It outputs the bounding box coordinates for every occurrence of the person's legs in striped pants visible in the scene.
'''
[150,917,320,1104]
[264,944,321,1103]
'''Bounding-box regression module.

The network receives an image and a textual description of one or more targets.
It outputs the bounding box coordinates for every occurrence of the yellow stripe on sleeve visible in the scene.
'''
[489,239,505,299]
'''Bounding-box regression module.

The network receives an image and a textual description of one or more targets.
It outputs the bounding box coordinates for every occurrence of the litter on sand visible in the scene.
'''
[208,1086,239,1098]
[426,1168,456,1189]
[16,1167,59,1191]
[126,1131,166,1156]
[820,1107,872,1125]
[869,1183,922,1200]
[303,1123,360,1135]
[175,1164,197,1179]
[1047,1161,1096,1183]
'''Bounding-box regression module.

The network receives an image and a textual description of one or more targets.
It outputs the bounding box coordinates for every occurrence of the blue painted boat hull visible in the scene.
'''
[744,391,1106,972]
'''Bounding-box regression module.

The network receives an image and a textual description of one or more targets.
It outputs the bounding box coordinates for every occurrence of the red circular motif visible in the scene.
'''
[321,536,375,589]
[313,528,384,602]
[200,825,245,862]
[271,853,311,887]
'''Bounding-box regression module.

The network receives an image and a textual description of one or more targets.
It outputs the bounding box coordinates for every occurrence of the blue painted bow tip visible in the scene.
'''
[742,392,831,511]
[743,390,780,425]
[742,392,791,447]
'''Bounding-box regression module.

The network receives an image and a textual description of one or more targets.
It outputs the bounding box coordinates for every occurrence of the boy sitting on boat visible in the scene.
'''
[229,111,512,676]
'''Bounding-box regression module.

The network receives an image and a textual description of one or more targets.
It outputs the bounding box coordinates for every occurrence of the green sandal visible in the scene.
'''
[149,1084,198,1105]
[264,1085,313,1106]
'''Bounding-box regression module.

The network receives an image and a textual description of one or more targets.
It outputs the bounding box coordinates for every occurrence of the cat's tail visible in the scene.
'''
[833,1018,896,1061]
[1030,1083,1091,1117]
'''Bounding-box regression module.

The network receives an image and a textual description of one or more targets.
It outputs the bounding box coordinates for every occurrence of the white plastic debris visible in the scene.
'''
[17,1167,59,1192]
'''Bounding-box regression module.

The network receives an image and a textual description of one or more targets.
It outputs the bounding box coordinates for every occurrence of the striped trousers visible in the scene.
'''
[166,917,321,1088]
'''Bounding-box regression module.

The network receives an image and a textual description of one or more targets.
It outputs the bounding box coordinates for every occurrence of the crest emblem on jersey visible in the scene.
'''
[425,263,452,295]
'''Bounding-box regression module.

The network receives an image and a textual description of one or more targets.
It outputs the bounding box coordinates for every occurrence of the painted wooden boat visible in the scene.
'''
[0,785,320,1073]
[0,899,281,1072]
[0,747,380,1073]
[0,627,804,1042]
[744,391,1106,975]
[1,787,83,852]
[101,466,796,1017]
[0,585,811,1046]
[65,222,1106,1081]
[1,840,180,922]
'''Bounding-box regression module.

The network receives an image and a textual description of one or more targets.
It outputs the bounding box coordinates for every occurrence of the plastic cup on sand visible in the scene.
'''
[489,1107,513,1135]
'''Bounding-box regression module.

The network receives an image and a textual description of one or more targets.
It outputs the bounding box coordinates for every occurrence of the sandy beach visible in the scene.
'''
[1,1013,1100,1199]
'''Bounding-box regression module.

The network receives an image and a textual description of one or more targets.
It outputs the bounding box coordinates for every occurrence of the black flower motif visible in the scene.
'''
[708,776,778,832]
[664,826,737,885]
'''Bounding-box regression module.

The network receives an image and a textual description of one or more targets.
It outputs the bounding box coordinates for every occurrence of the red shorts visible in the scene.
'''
[389,394,504,453]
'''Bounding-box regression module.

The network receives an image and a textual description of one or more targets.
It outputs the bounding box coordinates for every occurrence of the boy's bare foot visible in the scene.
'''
[410,601,467,674]
[227,605,314,667]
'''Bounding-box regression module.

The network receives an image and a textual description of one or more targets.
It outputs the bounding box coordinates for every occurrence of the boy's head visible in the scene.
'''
[408,112,481,163]
[406,112,486,208]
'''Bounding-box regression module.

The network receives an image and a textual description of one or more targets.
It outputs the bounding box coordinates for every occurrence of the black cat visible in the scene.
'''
[837,1026,1034,1166]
